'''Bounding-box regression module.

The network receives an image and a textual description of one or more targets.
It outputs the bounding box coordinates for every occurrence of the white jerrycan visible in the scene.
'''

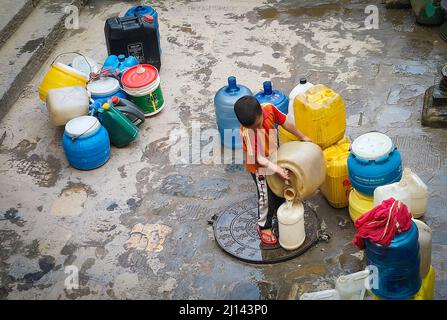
[300,289,340,300]
[403,168,428,218]
[277,201,305,250]
[287,78,314,122]
[335,269,370,300]
[413,219,432,278]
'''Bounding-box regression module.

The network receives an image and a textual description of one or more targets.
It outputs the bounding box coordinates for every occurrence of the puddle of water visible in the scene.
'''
[51,186,88,217]
[376,107,412,126]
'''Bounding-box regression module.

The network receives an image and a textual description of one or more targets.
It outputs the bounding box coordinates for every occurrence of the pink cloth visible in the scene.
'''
[352,198,413,250]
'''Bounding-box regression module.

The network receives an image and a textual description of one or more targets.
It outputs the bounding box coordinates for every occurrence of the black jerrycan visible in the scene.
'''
[105,15,161,71]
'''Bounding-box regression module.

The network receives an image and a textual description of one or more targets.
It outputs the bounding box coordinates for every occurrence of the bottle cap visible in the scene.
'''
[143,15,154,23]
[102,102,110,110]
[111,96,119,104]
[300,78,307,84]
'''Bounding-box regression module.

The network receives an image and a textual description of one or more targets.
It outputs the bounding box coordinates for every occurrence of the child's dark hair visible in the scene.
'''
[234,95,262,127]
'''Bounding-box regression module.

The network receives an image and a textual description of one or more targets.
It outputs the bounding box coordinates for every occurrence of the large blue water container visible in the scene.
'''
[124,5,161,55]
[214,76,253,149]
[348,132,402,195]
[366,221,421,300]
[255,81,289,115]
[62,116,110,170]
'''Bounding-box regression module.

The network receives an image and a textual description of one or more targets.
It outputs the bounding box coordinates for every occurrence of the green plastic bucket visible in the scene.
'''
[121,64,165,117]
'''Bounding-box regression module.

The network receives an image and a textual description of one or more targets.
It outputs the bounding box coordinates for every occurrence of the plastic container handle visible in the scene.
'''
[116,105,146,126]
[51,51,92,75]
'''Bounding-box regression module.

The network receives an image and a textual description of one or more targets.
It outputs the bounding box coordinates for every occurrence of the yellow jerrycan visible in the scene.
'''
[320,136,351,208]
[348,189,374,222]
[267,141,326,202]
[294,84,346,149]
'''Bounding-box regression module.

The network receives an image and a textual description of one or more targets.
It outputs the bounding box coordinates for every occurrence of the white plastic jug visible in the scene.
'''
[403,168,428,218]
[287,78,314,122]
[335,269,370,300]
[373,182,412,213]
[277,201,305,250]
[374,168,428,218]
[413,219,432,278]
[46,86,89,126]
[300,289,340,300]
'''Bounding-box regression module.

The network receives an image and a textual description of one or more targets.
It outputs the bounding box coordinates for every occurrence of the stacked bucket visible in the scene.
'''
[347,132,403,222]
[279,81,351,209]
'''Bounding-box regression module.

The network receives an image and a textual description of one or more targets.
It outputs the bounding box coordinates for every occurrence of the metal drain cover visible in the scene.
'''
[213,198,320,264]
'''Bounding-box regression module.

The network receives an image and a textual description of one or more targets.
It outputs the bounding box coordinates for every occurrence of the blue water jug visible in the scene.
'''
[255,81,289,115]
[348,132,402,195]
[62,116,110,170]
[366,221,421,300]
[87,76,127,104]
[102,55,139,77]
[124,5,161,54]
[214,76,253,149]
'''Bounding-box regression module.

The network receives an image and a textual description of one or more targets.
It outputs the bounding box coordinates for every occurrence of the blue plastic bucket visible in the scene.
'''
[62,116,110,170]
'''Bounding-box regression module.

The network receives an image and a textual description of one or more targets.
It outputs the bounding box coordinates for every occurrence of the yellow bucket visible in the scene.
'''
[372,265,435,300]
[39,62,89,102]
[294,84,346,149]
[348,188,374,222]
[320,136,351,208]
[278,125,298,145]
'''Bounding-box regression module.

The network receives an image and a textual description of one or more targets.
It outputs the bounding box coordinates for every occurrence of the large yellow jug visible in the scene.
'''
[294,84,346,149]
[320,136,351,208]
[39,62,89,102]
[278,125,298,145]
[348,189,374,222]
[267,141,326,202]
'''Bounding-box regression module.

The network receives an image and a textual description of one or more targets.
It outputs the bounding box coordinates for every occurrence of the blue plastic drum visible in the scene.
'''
[366,221,421,300]
[214,76,253,149]
[255,81,289,115]
[348,132,402,195]
[62,116,110,170]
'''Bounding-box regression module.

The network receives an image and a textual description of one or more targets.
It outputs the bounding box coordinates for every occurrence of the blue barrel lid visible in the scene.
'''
[124,5,157,17]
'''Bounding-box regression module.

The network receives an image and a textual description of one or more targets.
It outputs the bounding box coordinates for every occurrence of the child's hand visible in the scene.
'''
[301,136,312,142]
[276,167,290,180]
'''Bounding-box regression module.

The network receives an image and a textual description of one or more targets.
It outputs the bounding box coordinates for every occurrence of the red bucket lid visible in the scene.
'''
[121,64,158,88]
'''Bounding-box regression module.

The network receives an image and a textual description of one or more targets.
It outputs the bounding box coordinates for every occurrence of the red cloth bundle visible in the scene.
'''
[352,198,413,250]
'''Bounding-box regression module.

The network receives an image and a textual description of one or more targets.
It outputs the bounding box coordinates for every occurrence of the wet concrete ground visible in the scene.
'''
[0,0,446,299]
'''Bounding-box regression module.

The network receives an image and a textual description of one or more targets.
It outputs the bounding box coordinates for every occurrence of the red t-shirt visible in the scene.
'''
[240,103,286,174]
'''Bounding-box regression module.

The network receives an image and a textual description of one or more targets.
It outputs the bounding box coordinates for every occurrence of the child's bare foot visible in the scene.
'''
[257,226,278,245]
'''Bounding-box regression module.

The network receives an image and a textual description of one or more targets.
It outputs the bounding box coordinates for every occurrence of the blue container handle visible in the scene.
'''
[263,81,273,95]
[226,76,240,92]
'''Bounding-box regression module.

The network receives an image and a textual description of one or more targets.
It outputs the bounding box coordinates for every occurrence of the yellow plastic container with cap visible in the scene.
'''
[372,265,435,300]
[294,84,346,149]
[278,125,298,145]
[39,62,89,102]
[320,136,351,208]
[348,188,374,222]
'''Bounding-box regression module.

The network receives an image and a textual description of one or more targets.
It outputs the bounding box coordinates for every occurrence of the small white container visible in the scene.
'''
[413,219,432,278]
[277,201,305,251]
[300,289,340,300]
[46,86,89,126]
[374,168,428,218]
[335,269,370,300]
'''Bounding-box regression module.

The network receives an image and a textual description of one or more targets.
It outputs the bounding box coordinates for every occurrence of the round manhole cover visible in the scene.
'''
[213,198,320,264]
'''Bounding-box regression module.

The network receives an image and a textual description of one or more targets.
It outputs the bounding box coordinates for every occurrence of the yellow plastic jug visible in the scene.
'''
[267,141,326,202]
[348,189,374,222]
[294,84,346,149]
[278,125,298,145]
[320,136,351,208]
[373,266,435,300]
[39,62,89,102]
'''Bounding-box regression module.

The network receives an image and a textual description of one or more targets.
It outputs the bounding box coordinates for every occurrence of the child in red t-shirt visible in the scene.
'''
[234,95,311,245]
